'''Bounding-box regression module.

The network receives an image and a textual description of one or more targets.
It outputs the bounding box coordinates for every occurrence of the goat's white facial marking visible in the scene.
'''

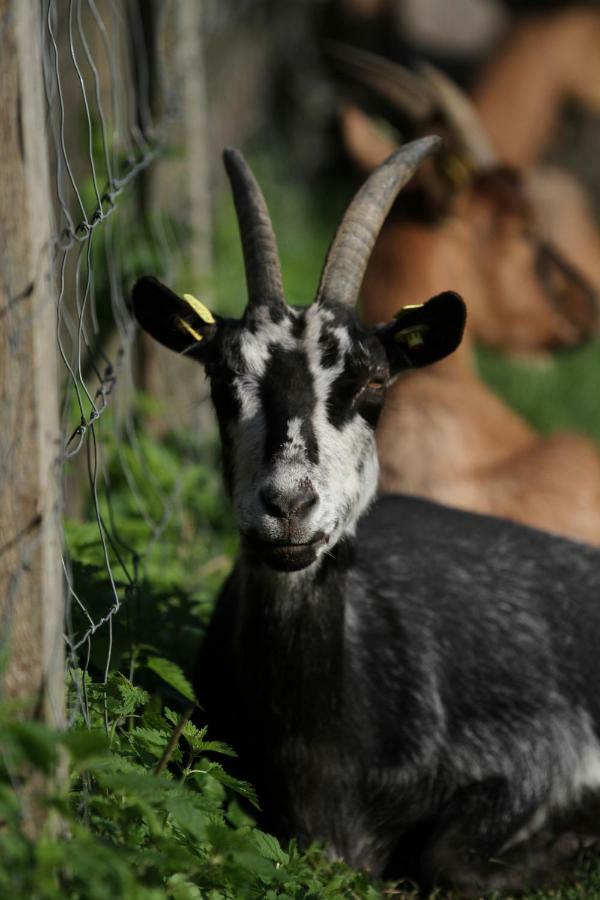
[207,302,389,571]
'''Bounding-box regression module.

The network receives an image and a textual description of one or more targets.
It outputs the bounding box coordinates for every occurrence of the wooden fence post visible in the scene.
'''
[140,0,214,434]
[0,0,64,728]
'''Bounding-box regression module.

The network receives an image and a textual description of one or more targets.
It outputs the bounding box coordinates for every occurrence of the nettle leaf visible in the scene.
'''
[181,721,207,752]
[166,873,203,900]
[195,740,236,758]
[131,727,174,762]
[163,707,180,728]
[250,830,289,866]
[163,798,212,843]
[181,721,236,759]
[204,823,279,883]
[116,678,151,717]
[145,657,196,703]
[191,762,258,808]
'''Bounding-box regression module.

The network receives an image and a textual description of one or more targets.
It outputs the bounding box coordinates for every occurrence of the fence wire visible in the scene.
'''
[34,0,204,728]
[0,0,281,732]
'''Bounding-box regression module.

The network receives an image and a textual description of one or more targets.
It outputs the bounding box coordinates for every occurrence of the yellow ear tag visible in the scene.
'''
[441,151,473,190]
[182,293,215,325]
[394,325,429,348]
[178,317,203,342]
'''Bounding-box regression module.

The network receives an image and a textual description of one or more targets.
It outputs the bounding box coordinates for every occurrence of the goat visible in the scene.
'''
[335,52,600,544]
[472,4,600,169]
[133,143,600,896]
[470,5,600,293]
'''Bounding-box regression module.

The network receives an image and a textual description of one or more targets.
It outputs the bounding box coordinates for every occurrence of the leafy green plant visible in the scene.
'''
[0,666,393,899]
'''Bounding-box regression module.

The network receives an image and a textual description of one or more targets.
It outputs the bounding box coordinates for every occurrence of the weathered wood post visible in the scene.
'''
[140,0,214,433]
[0,0,64,728]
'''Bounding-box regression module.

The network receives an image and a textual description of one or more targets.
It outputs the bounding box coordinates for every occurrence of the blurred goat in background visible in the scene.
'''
[471,3,600,294]
[333,47,600,545]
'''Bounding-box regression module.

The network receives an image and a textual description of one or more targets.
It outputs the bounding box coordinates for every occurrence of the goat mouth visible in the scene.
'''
[245,533,327,572]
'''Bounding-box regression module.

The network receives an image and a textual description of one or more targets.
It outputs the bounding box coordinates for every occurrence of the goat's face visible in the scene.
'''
[133,143,465,571]
[206,301,388,570]
[133,280,464,571]
[458,169,597,353]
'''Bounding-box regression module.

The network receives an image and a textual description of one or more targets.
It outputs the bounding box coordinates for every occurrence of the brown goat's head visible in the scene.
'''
[340,102,597,354]
[456,168,597,353]
[512,8,600,117]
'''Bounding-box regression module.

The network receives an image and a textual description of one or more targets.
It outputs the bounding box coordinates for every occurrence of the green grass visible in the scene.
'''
[477,342,600,443]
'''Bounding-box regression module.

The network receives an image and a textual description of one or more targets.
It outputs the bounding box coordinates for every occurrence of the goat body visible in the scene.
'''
[200,495,600,891]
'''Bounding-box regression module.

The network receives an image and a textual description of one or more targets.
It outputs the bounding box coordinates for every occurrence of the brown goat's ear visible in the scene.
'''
[339,103,400,174]
[132,276,219,359]
[376,291,466,372]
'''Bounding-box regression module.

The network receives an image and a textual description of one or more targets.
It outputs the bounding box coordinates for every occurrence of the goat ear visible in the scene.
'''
[376,291,466,373]
[339,102,400,174]
[131,276,219,359]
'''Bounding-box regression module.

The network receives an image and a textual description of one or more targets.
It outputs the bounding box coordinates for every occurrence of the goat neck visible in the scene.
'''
[472,8,600,167]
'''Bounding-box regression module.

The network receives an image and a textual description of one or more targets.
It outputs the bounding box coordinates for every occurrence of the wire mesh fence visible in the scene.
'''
[45,0,192,728]
[1,0,255,731]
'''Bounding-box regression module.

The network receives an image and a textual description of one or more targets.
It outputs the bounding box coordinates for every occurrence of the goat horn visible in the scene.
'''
[223,148,285,313]
[328,41,434,121]
[418,63,498,170]
[315,136,441,308]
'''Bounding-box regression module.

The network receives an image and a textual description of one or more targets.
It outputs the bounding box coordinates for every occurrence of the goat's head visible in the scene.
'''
[340,99,597,354]
[133,142,465,571]
[509,8,600,117]
[455,167,597,352]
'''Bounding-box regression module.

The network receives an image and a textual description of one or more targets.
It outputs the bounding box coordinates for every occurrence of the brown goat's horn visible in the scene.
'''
[328,41,434,121]
[329,43,498,173]
[419,63,498,170]
[315,136,441,308]
[223,148,285,313]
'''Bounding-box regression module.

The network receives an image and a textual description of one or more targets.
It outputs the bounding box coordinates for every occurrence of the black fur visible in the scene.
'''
[260,347,320,464]
[197,495,600,891]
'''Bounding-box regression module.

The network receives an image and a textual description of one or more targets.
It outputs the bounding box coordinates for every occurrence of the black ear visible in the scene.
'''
[376,291,466,373]
[131,276,219,359]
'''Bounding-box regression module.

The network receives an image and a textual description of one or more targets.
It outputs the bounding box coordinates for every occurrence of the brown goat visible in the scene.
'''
[343,103,600,546]
[472,5,600,169]
[470,5,600,293]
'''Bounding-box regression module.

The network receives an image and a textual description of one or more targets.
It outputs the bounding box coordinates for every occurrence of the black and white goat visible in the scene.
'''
[132,140,600,896]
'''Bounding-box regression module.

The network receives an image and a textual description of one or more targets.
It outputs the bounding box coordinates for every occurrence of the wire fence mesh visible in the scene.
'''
[43,0,187,727]
[12,0,210,729]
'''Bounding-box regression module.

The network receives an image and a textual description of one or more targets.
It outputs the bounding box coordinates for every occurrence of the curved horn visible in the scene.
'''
[328,43,498,172]
[419,63,498,170]
[315,136,441,307]
[328,41,434,121]
[222,148,285,312]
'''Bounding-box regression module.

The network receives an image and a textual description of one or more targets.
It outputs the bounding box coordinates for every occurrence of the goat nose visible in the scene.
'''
[259,483,318,520]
